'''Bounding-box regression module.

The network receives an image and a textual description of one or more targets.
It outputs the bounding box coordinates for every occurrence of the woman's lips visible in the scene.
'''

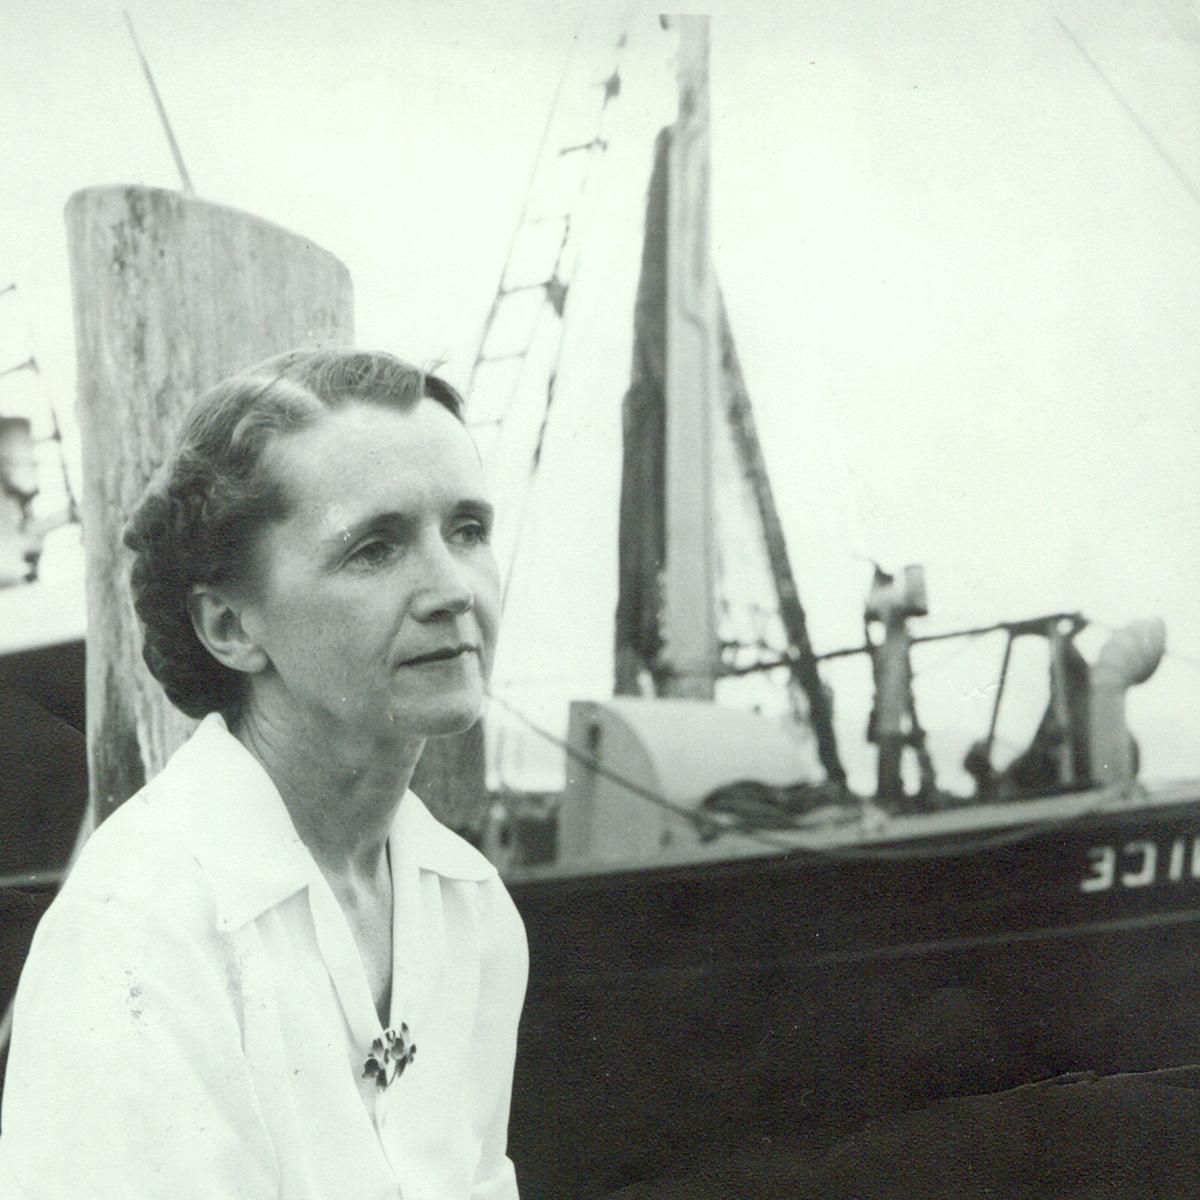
[397,645,478,668]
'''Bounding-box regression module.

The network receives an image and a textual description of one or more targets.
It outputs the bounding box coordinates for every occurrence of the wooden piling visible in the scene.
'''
[66,186,354,823]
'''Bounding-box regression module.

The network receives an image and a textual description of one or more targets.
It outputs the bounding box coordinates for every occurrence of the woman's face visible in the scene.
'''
[236,397,500,744]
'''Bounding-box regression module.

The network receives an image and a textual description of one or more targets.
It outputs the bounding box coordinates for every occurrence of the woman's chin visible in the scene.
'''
[387,695,484,740]
[415,710,483,739]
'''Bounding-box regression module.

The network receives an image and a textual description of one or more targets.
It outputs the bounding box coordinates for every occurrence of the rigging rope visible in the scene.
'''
[465,0,593,400]
[467,16,629,439]
[463,20,633,612]
[458,12,638,609]
[1056,18,1200,213]
[122,11,195,194]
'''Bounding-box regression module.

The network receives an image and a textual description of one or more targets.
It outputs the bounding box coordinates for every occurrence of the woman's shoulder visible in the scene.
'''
[53,713,301,936]
[14,791,232,1037]
[51,785,220,938]
[50,717,247,933]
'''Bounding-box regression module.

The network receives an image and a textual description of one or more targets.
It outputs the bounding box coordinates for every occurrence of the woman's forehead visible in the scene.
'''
[264,399,488,528]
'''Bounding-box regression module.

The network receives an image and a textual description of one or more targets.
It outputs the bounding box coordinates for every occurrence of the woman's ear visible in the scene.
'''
[188,586,269,676]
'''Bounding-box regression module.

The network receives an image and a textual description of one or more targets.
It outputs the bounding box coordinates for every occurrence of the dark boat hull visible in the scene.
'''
[506,793,1200,1198]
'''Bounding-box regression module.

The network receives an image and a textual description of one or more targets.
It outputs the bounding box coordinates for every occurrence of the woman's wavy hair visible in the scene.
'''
[123,348,464,721]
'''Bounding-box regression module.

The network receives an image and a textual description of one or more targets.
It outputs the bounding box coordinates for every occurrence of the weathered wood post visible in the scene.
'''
[67,185,354,823]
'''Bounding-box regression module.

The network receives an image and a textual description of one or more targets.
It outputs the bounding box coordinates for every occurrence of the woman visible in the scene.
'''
[0,350,528,1199]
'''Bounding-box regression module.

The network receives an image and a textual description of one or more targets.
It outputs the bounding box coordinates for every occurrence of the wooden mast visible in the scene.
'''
[617,16,844,781]
[659,14,720,700]
[67,186,354,823]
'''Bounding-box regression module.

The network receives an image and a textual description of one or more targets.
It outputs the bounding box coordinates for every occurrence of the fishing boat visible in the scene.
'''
[459,17,1200,1198]
[1,14,1198,1200]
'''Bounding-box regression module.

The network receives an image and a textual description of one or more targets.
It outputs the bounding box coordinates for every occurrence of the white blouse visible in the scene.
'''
[0,714,528,1200]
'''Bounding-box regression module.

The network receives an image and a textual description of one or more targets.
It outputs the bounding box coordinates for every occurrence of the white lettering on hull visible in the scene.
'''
[1081,836,1200,893]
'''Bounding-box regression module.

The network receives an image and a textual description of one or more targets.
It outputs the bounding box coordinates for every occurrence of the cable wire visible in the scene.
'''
[487,689,1135,863]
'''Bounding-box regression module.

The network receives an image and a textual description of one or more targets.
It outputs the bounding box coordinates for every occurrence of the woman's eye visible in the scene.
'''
[348,540,395,567]
[452,521,490,547]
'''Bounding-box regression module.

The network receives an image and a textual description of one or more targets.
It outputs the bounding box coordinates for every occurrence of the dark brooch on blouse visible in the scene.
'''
[362,1023,417,1091]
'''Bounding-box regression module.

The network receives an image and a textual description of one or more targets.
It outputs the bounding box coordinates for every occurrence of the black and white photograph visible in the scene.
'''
[1,2,1200,1196]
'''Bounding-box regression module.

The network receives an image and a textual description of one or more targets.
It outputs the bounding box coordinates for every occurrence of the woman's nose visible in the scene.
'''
[410,538,474,621]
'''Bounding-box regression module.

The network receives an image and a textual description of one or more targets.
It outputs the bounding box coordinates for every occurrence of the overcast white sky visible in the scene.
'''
[2,0,1198,789]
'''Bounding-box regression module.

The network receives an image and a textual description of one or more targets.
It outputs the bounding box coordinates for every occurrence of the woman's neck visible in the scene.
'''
[233,701,424,879]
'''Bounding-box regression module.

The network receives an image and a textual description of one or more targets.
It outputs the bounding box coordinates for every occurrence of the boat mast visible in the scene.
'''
[659,14,720,700]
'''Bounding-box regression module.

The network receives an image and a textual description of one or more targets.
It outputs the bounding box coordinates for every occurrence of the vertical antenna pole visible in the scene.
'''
[123,11,195,195]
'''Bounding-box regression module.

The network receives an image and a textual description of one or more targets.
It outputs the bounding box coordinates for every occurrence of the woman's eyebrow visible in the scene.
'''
[322,511,413,549]
[456,498,495,524]
[322,497,494,548]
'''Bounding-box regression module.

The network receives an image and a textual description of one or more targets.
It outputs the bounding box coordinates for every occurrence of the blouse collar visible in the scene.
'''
[143,713,496,932]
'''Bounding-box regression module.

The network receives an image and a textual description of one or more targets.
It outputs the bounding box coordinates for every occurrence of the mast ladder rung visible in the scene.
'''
[559,137,609,157]
[0,357,37,381]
